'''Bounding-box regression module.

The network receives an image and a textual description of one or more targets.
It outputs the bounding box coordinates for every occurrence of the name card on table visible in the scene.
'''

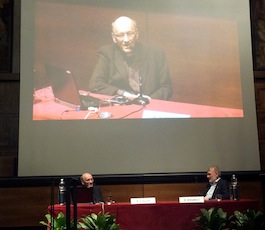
[130,197,156,204]
[179,196,205,203]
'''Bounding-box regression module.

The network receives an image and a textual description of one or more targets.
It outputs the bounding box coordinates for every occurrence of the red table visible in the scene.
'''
[49,199,258,230]
[34,87,243,120]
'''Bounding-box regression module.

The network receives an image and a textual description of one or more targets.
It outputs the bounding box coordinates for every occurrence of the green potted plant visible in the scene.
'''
[230,209,265,230]
[78,212,120,230]
[193,207,229,230]
[40,212,75,230]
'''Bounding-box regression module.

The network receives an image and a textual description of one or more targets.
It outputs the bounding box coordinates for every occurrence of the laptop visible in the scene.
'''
[45,64,100,110]
[73,186,94,204]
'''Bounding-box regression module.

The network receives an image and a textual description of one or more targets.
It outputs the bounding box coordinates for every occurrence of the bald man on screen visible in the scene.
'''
[88,16,173,101]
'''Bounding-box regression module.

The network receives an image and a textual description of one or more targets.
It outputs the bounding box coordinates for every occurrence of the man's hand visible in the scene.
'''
[123,91,151,100]
[122,91,138,98]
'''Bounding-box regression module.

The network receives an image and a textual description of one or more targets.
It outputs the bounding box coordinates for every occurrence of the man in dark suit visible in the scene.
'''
[80,172,104,203]
[203,165,230,200]
[88,16,172,101]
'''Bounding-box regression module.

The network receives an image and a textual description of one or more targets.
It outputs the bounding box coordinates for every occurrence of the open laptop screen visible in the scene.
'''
[73,186,94,204]
[45,64,82,108]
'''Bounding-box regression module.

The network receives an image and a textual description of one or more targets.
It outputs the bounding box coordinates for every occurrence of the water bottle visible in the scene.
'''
[230,174,239,200]
[58,178,66,205]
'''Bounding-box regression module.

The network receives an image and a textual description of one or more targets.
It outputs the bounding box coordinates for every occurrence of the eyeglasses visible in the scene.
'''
[113,31,137,40]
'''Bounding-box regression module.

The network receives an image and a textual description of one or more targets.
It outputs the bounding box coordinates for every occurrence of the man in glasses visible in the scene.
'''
[89,16,172,101]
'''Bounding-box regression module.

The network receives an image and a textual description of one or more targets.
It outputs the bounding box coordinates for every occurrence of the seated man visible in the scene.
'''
[88,16,173,101]
[79,172,104,203]
[203,165,230,200]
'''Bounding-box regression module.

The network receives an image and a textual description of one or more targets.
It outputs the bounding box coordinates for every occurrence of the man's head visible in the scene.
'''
[80,173,94,188]
[111,16,139,56]
[206,165,221,183]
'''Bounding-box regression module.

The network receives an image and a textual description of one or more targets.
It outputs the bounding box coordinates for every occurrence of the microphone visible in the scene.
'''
[100,186,115,205]
[132,75,149,105]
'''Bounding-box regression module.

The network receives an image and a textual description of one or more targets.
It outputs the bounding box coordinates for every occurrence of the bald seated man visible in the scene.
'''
[203,165,230,201]
[89,16,173,100]
[80,173,104,203]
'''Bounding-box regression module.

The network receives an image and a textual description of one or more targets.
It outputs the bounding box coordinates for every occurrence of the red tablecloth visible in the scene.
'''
[34,87,243,119]
[49,199,258,230]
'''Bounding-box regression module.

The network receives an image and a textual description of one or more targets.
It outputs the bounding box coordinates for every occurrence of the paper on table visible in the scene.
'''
[142,110,191,118]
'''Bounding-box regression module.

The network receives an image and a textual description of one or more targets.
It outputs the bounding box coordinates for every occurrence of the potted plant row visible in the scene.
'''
[193,207,265,230]
[40,207,264,230]
[40,211,120,230]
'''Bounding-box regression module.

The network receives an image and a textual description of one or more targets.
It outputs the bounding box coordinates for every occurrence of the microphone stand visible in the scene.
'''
[71,178,79,230]
[65,178,72,230]
[66,177,79,230]
[50,178,55,230]
[132,75,149,105]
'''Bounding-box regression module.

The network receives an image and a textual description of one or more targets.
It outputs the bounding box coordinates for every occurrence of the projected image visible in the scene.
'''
[32,0,243,120]
[20,0,260,177]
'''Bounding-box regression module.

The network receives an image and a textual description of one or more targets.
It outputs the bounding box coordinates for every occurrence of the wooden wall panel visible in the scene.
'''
[144,183,206,201]
[101,184,144,203]
[0,156,15,177]
[255,79,265,171]
[0,80,19,163]
[0,187,51,227]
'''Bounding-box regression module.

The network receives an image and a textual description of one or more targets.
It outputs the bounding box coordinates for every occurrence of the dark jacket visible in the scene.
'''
[92,185,104,203]
[204,178,230,200]
[89,42,173,100]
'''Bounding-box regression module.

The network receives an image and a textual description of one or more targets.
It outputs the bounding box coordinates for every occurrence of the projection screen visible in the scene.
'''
[19,0,260,176]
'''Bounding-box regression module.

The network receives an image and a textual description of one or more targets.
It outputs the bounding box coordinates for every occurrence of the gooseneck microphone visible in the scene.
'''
[132,75,149,105]
[100,186,115,204]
